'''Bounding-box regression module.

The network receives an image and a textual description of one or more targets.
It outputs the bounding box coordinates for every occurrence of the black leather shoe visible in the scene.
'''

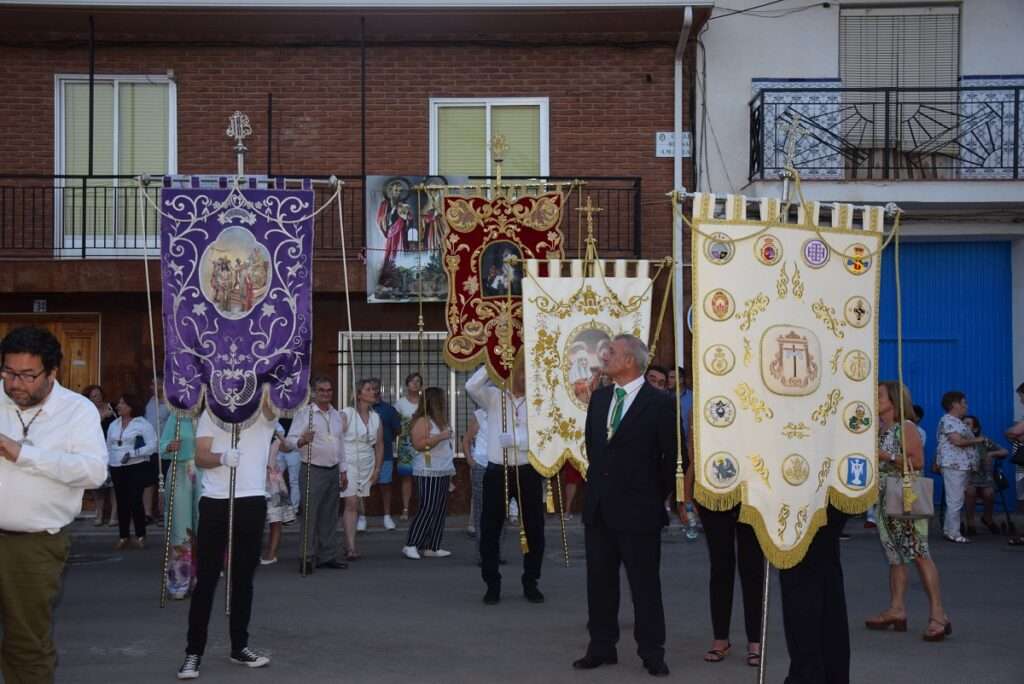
[572,654,618,670]
[483,586,501,605]
[643,659,670,677]
[316,560,349,570]
[523,585,545,603]
[298,561,315,575]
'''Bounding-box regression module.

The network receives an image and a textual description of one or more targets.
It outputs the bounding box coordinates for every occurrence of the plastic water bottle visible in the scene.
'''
[684,502,699,541]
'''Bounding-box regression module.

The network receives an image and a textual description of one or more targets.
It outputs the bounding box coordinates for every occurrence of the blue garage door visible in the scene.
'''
[879,241,1015,510]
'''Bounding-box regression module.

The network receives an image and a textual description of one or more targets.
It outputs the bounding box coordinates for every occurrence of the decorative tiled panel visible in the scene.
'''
[959,75,1024,179]
[751,79,843,180]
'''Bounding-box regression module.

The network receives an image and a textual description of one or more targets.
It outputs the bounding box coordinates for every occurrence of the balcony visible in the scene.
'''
[749,85,1023,183]
[0,175,642,261]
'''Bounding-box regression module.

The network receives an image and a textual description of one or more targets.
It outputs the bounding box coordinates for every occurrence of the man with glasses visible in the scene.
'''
[0,326,107,683]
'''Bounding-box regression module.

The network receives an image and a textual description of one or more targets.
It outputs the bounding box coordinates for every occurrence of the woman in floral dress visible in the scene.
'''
[160,410,202,600]
[395,372,422,521]
[865,381,951,641]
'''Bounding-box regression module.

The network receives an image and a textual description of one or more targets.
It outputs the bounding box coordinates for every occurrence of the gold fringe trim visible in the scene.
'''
[694,481,878,569]
[527,448,588,481]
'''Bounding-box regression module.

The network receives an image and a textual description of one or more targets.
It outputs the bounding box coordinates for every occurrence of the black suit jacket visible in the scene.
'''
[583,382,686,533]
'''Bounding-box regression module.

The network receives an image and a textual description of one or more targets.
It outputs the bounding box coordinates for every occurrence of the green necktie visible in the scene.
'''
[609,387,627,435]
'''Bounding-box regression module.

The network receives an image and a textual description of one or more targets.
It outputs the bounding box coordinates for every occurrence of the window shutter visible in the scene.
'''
[118,83,170,177]
[839,6,960,89]
[437,106,487,176]
[492,105,541,177]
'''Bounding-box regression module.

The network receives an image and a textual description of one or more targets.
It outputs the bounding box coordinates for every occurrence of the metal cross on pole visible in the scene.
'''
[778,111,809,217]
[576,195,603,271]
[226,111,253,178]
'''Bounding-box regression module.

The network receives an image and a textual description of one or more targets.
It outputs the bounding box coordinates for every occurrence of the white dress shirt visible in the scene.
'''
[606,374,646,434]
[465,366,529,466]
[0,379,107,533]
[286,403,347,471]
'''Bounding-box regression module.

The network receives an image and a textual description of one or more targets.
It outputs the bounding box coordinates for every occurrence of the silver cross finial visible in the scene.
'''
[226,111,253,177]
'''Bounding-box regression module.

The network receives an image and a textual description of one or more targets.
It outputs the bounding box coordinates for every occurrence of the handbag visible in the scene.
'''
[883,425,934,520]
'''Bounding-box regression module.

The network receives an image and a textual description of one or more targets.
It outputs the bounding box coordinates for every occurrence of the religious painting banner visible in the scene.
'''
[691,192,884,568]
[521,259,653,477]
[365,175,466,303]
[161,184,314,427]
[442,191,565,382]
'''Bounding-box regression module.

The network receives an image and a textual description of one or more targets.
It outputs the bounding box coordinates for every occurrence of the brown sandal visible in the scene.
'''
[865,614,908,632]
[923,617,951,642]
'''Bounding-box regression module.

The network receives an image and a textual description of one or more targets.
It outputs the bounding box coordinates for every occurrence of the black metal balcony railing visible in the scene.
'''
[0,174,642,260]
[749,85,1023,181]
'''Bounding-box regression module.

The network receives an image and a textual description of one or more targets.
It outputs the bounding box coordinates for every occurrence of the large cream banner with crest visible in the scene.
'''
[522,259,653,478]
[692,193,883,568]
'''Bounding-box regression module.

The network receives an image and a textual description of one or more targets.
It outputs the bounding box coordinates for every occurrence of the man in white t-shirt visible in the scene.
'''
[177,397,276,679]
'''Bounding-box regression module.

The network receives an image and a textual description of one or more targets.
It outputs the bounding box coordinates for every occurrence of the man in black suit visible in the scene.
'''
[573,334,682,677]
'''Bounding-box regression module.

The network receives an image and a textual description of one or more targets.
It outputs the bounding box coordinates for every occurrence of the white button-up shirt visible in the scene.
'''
[466,367,529,466]
[287,403,347,471]
[0,380,107,533]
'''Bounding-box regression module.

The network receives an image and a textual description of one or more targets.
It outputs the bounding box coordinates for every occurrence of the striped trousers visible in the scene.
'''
[406,475,451,551]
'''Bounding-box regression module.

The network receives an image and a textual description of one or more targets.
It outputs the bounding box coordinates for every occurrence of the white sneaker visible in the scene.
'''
[422,549,452,558]
[508,499,519,523]
[383,514,396,530]
[356,515,367,531]
[402,545,421,560]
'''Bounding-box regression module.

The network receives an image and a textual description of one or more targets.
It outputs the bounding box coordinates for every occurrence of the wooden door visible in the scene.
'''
[0,315,101,393]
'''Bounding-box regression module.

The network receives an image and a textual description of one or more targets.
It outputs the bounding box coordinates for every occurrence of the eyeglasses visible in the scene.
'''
[1,367,47,384]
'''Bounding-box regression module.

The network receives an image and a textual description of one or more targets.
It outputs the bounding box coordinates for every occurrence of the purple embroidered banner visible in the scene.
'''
[160,186,314,426]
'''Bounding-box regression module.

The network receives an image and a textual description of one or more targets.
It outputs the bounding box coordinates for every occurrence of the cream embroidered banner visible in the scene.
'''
[521,259,653,477]
[691,193,883,568]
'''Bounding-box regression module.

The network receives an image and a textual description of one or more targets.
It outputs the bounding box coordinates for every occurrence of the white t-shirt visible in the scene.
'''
[196,411,276,499]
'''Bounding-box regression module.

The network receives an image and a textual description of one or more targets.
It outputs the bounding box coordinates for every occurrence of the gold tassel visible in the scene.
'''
[902,475,915,514]
[676,472,685,504]
[424,445,431,469]
[519,527,530,554]
[546,479,556,513]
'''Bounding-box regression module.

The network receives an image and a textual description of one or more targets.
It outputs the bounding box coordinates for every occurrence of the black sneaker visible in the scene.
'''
[177,654,201,679]
[483,585,501,605]
[230,647,270,668]
[524,585,545,604]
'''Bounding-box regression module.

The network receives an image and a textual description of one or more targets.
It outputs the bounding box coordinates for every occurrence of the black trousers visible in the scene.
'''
[697,503,764,643]
[480,463,544,589]
[186,496,267,656]
[584,511,665,662]
[110,462,148,539]
[779,506,850,684]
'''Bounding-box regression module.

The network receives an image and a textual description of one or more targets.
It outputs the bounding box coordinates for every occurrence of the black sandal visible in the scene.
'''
[747,651,761,667]
[703,644,730,663]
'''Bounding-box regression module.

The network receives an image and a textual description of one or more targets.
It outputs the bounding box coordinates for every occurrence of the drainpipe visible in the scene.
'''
[673,5,694,369]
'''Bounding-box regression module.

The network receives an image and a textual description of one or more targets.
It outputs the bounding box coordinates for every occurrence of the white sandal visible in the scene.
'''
[944,534,970,544]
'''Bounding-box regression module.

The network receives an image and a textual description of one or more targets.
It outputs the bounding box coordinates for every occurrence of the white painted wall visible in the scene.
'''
[697,0,1024,197]
[962,0,1024,75]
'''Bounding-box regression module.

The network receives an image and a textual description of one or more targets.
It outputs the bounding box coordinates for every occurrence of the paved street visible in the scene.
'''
[53,514,1023,683]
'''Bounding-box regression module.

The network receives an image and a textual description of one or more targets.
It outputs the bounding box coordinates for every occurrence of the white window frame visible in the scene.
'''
[52,73,178,258]
[428,97,549,177]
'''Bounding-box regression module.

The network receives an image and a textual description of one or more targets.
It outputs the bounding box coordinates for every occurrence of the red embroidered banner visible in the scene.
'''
[442,192,565,382]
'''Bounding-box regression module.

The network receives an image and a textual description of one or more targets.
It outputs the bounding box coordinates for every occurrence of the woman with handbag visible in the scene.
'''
[107,393,158,550]
[865,381,952,642]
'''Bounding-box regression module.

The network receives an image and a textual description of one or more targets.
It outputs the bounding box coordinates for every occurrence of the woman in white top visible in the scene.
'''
[394,372,422,520]
[340,378,383,560]
[106,393,158,549]
[402,387,456,560]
